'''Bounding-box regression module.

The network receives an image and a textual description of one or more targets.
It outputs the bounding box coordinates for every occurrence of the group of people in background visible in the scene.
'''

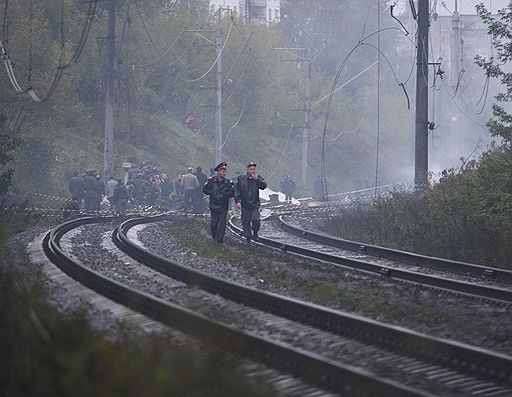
[67,160,296,245]
[67,162,212,214]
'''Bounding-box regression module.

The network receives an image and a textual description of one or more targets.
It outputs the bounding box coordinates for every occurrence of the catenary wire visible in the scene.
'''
[183,20,234,82]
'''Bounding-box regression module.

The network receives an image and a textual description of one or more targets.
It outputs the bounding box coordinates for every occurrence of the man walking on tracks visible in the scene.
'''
[235,162,267,242]
[203,162,234,244]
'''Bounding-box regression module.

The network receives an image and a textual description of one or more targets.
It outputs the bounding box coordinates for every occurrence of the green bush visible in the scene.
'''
[322,147,512,269]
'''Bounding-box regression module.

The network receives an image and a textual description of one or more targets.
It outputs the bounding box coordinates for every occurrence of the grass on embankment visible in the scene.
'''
[163,219,459,329]
[0,211,271,397]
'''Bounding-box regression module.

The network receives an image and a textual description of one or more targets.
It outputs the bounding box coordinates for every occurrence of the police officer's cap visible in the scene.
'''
[247,162,257,168]
[214,162,227,171]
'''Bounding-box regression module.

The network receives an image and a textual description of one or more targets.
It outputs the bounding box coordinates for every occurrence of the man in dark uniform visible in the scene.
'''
[203,162,234,244]
[84,169,99,213]
[68,171,84,207]
[194,166,208,212]
[235,162,267,242]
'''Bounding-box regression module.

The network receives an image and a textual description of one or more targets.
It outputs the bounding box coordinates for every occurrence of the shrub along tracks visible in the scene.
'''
[41,214,512,397]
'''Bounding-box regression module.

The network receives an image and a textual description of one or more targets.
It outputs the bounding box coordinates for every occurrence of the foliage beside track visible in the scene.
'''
[0,212,271,397]
[0,1,412,200]
[321,146,512,269]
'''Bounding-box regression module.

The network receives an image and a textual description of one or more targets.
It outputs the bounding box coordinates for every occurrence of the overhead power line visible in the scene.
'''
[132,0,161,56]
[184,20,233,82]
[1,0,97,102]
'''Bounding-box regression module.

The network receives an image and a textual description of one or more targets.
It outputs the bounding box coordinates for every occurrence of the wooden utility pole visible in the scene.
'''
[414,0,430,190]
[273,43,318,188]
[103,0,116,180]
[215,9,223,164]
[302,47,312,187]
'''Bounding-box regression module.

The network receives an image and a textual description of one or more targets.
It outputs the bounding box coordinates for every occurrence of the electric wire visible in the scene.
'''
[317,112,366,142]
[360,0,372,40]
[221,92,247,148]
[266,121,295,181]
[319,26,412,200]
[441,82,488,130]
[183,20,234,82]
[132,0,161,56]
[222,58,249,106]
[222,31,253,86]
[147,32,197,80]
[390,3,409,35]
[131,29,184,68]
[1,0,97,102]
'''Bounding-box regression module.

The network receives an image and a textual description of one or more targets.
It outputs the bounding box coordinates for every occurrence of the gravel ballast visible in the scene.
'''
[137,217,512,356]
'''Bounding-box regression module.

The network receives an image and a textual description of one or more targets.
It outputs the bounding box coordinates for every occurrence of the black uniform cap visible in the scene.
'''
[214,162,227,171]
[247,162,257,167]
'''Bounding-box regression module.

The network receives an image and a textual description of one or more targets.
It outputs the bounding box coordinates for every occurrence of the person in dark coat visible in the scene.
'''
[95,174,105,211]
[113,179,129,212]
[234,162,267,242]
[280,175,296,203]
[194,166,208,212]
[68,171,84,207]
[131,173,147,205]
[159,173,173,199]
[84,169,99,213]
[203,162,234,244]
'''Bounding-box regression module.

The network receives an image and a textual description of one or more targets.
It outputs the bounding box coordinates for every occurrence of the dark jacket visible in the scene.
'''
[194,171,208,188]
[113,184,129,201]
[203,176,235,212]
[69,176,84,199]
[234,174,267,209]
[160,179,173,196]
[280,178,296,194]
[84,175,98,198]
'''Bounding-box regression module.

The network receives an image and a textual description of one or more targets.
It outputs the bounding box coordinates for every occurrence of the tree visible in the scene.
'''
[0,111,23,195]
[475,1,512,144]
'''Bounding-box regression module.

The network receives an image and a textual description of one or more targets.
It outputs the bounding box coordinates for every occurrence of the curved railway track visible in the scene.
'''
[42,215,512,397]
[227,215,512,304]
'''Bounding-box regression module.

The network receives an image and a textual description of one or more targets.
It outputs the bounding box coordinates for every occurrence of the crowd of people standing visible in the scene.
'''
[67,161,212,213]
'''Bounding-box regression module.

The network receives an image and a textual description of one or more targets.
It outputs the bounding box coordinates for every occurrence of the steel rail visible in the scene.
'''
[228,217,512,303]
[42,216,434,397]
[115,216,512,390]
[279,215,512,283]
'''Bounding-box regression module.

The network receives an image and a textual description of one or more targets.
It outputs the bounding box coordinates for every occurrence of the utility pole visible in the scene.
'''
[274,39,323,188]
[450,0,462,156]
[103,0,116,180]
[302,47,312,187]
[215,9,223,164]
[414,0,430,190]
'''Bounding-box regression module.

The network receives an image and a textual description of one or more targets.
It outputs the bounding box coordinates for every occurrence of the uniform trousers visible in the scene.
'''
[241,207,260,238]
[210,210,228,243]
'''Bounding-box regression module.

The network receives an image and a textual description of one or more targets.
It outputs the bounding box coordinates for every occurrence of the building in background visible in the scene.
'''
[187,0,280,25]
[427,0,510,171]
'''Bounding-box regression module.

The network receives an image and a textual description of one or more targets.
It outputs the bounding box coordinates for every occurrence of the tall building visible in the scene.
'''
[192,0,281,25]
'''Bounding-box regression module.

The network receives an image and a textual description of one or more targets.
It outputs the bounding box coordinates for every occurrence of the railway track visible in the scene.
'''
[229,215,512,304]
[42,215,512,396]
[52,218,512,396]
